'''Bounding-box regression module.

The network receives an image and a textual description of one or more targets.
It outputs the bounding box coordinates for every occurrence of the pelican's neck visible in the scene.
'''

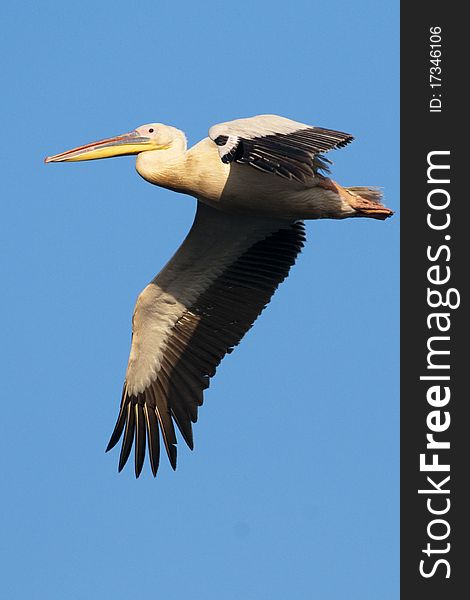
[135,131,189,193]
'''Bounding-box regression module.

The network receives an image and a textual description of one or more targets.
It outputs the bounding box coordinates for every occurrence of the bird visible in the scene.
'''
[45,114,392,478]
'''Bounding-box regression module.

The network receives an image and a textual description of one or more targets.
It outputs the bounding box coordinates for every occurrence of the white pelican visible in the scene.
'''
[45,114,392,477]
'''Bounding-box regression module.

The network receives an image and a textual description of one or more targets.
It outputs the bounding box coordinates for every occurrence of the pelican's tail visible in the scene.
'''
[345,186,383,204]
[342,185,393,220]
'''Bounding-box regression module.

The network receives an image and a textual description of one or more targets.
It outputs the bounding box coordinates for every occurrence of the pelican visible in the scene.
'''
[45,114,392,477]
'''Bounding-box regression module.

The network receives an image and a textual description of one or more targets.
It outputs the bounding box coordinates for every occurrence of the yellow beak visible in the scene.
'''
[45,130,158,163]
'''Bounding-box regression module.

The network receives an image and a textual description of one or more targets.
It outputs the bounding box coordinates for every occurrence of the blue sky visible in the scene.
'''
[1,2,399,598]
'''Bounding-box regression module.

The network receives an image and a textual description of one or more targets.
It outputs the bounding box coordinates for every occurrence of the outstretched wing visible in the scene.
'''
[106,202,306,477]
[209,114,353,183]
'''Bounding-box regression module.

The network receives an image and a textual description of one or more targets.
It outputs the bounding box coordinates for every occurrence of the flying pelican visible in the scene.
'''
[45,114,392,477]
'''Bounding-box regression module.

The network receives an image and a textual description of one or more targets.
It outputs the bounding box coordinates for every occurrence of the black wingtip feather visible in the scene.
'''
[168,445,177,470]
[134,402,146,478]
[105,385,129,452]
[171,407,194,450]
[143,404,160,477]
[118,401,135,472]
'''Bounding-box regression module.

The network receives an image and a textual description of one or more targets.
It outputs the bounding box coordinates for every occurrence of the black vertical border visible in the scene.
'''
[401,4,465,599]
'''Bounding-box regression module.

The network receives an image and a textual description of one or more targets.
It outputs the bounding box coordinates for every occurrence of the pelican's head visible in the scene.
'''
[45,123,187,164]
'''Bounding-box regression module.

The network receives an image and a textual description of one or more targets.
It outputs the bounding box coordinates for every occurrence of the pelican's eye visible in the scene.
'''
[148,128,154,133]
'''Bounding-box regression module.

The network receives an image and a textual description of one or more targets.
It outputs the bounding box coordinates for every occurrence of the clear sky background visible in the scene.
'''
[1,2,399,598]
